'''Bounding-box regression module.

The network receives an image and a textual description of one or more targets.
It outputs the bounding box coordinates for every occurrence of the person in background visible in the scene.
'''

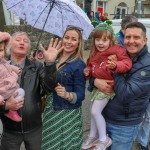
[0,32,57,150]
[41,26,86,150]
[90,11,95,21]
[0,32,25,122]
[94,11,101,24]
[84,0,93,20]
[94,22,150,150]
[116,15,138,46]
[101,12,109,22]
[81,23,132,150]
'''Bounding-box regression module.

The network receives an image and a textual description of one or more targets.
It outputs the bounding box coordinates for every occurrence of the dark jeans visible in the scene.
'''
[1,127,42,150]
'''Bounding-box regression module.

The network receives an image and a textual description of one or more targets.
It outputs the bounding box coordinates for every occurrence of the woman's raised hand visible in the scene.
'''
[40,38,64,62]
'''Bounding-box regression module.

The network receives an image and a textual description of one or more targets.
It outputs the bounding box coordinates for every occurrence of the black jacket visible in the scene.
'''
[0,58,56,133]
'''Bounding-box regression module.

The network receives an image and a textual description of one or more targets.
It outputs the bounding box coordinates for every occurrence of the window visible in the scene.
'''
[96,1,107,12]
[115,2,128,19]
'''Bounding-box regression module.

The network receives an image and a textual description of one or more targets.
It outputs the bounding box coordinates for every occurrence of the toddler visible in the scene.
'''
[0,32,25,122]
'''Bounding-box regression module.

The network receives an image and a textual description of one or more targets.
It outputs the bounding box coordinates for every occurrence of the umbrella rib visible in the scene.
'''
[54,1,85,38]
[65,4,87,38]
[54,2,65,37]
[61,3,84,27]
[3,0,25,10]
[36,0,56,50]
[53,1,86,38]
[54,2,74,13]
[33,2,51,27]
[54,2,83,26]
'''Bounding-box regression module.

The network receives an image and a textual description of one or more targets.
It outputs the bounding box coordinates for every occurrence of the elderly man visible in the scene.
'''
[94,22,150,150]
[0,32,58,150]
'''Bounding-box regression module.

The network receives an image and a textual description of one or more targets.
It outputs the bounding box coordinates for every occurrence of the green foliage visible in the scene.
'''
[91,20,99,27]
[105,20,112,26]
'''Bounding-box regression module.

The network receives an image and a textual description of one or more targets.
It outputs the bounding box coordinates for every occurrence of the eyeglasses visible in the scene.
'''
[66,25,83,32]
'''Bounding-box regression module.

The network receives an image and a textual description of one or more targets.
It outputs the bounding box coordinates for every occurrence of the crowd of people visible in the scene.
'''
[0,14,149,150]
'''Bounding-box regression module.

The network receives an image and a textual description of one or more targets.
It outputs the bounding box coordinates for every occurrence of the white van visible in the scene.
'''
[112,18,150,51]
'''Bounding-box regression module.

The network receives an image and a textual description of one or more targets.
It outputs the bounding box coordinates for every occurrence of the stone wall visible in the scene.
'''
[4,25,92,54]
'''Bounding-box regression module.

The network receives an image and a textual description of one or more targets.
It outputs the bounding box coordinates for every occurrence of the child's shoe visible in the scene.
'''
[82,136,99,150]
[5,110,22,122]
[93,137,112,150]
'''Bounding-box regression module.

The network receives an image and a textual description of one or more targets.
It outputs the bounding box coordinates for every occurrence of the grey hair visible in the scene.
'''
[11,32,31,50]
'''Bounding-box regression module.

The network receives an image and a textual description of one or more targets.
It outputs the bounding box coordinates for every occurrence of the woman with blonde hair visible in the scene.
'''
[41,26,86,150]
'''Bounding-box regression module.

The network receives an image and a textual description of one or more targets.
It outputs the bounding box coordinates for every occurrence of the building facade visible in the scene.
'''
[91,0,150,19]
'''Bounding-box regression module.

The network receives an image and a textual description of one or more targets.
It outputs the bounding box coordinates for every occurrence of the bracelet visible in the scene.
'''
[65,92,73,101]
[65,92,69,99]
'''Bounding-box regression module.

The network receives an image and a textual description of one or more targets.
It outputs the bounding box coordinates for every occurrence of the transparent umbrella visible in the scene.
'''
[3,0,94,41]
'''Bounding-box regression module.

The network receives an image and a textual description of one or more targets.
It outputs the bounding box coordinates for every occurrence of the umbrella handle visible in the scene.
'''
[33,51,37,58]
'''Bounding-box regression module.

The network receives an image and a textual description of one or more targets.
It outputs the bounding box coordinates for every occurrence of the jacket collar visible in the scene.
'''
[57,52,77,69]
[132,45,148,63]
[10,58,25,69]
[10,57,36,69]
[119,30,124,38]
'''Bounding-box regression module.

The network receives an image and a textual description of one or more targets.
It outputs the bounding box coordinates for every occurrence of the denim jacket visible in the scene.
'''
[53,55,86,110]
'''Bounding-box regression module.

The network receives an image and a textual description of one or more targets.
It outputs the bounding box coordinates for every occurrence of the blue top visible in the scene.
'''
[94,11,101,24]
[53,55,86,110]
[104,45,150,125]
[116,30,124,46]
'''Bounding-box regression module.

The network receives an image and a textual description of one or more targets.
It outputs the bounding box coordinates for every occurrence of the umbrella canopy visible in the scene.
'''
[3,0,94,40]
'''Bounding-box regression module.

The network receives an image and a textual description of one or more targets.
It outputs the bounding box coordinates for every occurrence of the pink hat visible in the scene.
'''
[0,32,11,47]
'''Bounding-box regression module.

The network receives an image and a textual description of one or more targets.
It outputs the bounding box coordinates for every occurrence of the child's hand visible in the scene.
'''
[0,96,5,105]
[0,100,5,105]
[108,54,117,62]
[18,68,22,75]
[107,60,117,70]
[83,68,90,77]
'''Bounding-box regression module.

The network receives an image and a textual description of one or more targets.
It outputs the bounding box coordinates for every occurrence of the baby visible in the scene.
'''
[0,32,25,122]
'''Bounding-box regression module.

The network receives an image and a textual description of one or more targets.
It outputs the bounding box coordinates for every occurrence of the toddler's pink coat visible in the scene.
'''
[0,58,20,100]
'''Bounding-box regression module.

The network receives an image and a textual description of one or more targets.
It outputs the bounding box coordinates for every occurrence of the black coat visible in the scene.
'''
[0,58,56,132]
